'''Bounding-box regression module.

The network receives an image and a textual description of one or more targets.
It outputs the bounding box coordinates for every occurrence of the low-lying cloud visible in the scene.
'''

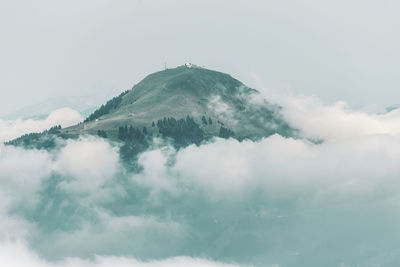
[55,137,120,194]
[0,107,83,143]
[2,98,400,266]
[168,134,400,202]
[0,241,240,267]
[278,94,400,140]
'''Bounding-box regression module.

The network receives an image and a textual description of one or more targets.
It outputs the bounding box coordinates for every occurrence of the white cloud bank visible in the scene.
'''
[278,95,400,140]
[55,137,120,194]
[136,134,400,204]
[2,98,400,266]
[0,241,240,267]
[0,107,83,143]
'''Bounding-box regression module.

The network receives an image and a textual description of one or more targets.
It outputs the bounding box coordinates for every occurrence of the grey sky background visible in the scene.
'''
[1,0,399,116]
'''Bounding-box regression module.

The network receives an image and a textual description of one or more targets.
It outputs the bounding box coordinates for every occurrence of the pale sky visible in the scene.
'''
[1,0,400,116]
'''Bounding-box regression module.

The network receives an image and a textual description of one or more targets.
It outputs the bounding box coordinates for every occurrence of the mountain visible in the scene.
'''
[7,64,296,162]
[60,64,295,141]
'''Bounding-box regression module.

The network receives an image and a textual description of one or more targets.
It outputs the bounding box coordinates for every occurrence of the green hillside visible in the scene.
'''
[61,65,295,141]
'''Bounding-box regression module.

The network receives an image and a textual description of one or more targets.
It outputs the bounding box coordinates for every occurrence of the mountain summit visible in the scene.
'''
[61,65,294,141]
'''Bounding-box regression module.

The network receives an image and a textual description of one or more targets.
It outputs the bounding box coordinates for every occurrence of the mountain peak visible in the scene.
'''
[60,66,294,142]
[123,66,252,106]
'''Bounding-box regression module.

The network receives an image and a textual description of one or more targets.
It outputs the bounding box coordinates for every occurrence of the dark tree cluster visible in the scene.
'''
[5,125,62,150]
[201,116,208,125]
[219,126,235,139]
[48,125,62,133]
[84,90,129,123]
[157,116,205,147]
[118,117,206,169]
[117,125,150,171]
[201,116,213,126]
[97,130,107,138]
[118,125,146,142]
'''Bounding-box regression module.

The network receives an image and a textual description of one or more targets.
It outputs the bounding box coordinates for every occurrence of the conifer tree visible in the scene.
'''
[202,116,208,125]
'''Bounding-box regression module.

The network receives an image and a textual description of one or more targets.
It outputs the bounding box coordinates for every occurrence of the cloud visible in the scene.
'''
[3,99,400,266]
[131,134,400,266]
[135,134,400,204]
[55,137,120,194]
[207,95,237,126]
[277,95,400,140]
[0,144,52,209]
[133,147,180,200]
[0,108,83,143]
[0,241,241,267]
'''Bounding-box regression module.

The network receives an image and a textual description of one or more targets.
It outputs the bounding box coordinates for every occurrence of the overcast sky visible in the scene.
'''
[1,0,399,116]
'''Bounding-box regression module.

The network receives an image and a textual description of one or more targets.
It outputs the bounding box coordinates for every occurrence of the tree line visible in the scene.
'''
[156,116,204,147]
[5,125,62,149]
[84,90,129,123]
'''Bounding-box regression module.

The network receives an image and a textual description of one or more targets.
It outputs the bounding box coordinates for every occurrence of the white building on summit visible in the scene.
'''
[184,63,205,68]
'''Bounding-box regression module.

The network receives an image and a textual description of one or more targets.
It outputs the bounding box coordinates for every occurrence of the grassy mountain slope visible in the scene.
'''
[61,65,294,140]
